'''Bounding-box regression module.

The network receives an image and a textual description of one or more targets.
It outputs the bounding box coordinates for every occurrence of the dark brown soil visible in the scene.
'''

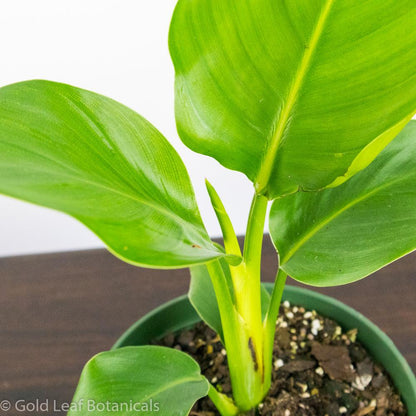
[154,301,407,416]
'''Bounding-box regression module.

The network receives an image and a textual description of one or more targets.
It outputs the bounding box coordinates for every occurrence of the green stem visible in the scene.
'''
[240,193,268,379]
[206,260,263,411]
[205,260,238,343]
[243,194,268,274]
[262,268,287,393]
[208,385,239,416]
[206,192,270,411]
[206,180,259,322]
[205,179,245,303]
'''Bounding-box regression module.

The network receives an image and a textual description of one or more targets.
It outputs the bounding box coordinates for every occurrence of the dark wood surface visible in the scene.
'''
[0,238,415,412]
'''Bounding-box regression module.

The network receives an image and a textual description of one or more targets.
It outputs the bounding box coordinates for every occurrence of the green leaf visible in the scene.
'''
[0,80,223,268]
[189,263,271,339]
[169,0,416,199]
[68,346,209,416]
[269,121,416,286]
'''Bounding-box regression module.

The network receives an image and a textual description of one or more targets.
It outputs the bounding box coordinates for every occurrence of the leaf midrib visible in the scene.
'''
[0,139,205,238]
[255,0,335,195]
[0,106,211,243]
[140,375,207,403]
[280,176,408,265]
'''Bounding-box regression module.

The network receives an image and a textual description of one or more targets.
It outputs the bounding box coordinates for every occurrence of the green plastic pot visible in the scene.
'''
[114,285,416,414]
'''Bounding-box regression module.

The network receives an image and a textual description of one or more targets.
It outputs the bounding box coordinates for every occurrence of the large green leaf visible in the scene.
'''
[0,80,224,268]
[68,346,209,416]
[189,262,271,339]
[169,0,416,199]
[269,121,416,286]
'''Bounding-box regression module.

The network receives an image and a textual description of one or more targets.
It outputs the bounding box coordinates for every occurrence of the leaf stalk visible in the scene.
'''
[208,385,239,416]
[262,268,287,394]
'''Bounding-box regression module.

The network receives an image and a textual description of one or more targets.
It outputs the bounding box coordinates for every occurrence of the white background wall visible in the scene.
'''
[0,0,255,257]
[0,2,414,258]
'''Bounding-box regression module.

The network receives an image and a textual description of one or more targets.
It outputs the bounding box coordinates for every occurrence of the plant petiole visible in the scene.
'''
[262,268,288,393]
[208,384,239,416]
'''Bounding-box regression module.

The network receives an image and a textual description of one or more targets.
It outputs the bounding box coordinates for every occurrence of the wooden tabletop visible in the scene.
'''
[0,237,415,412]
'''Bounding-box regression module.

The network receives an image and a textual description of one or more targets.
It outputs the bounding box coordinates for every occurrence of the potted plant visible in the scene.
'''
[0,1,415,415]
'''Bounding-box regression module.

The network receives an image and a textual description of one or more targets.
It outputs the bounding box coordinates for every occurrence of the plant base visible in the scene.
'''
[113,285,416,415]
[156,307,407,415]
